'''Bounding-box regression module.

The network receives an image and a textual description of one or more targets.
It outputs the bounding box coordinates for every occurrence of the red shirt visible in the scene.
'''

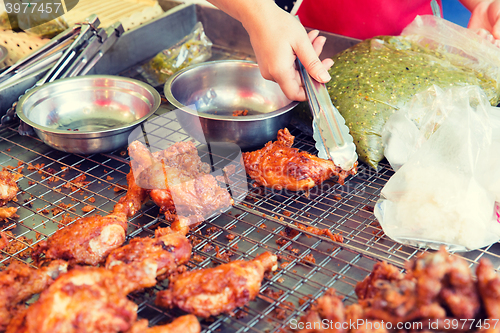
[297,0,443,39]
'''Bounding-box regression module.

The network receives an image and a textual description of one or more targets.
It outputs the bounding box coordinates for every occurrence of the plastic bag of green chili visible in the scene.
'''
[19,16,68,39]
[139,22,213,87]
[326,15,500,169]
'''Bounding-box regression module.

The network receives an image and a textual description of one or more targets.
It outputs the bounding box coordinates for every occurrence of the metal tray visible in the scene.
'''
[1,4,499,333]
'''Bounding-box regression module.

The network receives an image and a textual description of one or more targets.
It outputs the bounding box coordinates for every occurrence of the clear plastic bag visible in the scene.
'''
[139,21,212,87]
[382,85,492,171]
[402,15,500,98]
[375,85,500,251]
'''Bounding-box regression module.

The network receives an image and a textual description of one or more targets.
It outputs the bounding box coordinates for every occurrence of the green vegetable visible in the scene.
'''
[326,36,499,169]
[24,17,68,39]
[139,22,212,87]
[140,40,209,86]
[0,12,19,30]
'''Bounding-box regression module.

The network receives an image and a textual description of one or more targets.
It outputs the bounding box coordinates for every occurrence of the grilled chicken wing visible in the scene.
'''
[6,261,157,333]
[242,128,357,191]
[129,140,232,220]
[0,260,67,331]
[32,211,128,266]
[127,315,200,333]
[105,226,192,278]
[155,252,277,318]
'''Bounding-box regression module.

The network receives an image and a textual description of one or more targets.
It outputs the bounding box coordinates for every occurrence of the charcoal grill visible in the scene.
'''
[1,3,500,333]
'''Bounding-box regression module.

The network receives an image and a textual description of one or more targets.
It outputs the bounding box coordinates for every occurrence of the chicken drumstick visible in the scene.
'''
[155,252,277,318]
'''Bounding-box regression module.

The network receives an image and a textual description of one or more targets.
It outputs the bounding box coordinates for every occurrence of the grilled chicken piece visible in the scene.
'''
[113,169,149,218]
[296,289,346,333]
[105,226,192,278]
[0,170,20,205]
[0,207,18,220]
[0,260,67,331]
[155,252,278,318]
[5,261,157,333]
[355,247,479,324]
[242,128,357,191]
[355,261,403,301]
[126,315,200,333]
[0,170,21,220]
[32,162,154,266]
[405,247,480,319]
[32,211,128,266]
[129,140,232,220]
[476,258,500,318]
[0,232,8,250]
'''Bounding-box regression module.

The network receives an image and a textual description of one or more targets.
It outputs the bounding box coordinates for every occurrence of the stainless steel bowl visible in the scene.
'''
[16,75,161,154]
[164,60,298,150]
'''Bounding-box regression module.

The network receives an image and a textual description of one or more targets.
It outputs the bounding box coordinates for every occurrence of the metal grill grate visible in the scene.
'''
[2,86,500,333]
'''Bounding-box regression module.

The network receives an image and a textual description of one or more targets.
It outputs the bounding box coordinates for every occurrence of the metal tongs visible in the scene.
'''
[0,25,83,85]
[297,59,358,170]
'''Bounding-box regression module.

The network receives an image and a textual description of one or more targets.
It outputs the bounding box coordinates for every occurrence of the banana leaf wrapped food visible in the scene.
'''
[325,16,500,169]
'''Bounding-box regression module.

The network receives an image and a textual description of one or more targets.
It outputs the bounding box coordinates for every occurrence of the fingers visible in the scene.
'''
[471,28,500,48]
[468,0,500,46]
[272,29,334,100]
[488,0,500,39]
[307,29,320,43]
[294,31,332,84]
[322,58,334,71]
[271,69,307,101]
[253,47,306,101]
[475,28,495,42]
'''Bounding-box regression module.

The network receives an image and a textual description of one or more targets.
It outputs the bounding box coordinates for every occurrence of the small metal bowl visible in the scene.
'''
[17,75,161,154]
[164,60,298,150]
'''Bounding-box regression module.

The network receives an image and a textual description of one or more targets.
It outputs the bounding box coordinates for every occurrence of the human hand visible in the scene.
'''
[241,3,334,101]
[467,0,500,47]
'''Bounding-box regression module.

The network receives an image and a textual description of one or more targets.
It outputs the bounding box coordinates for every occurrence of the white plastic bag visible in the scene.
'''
[376,85,500,251]
[382,85,492,171]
